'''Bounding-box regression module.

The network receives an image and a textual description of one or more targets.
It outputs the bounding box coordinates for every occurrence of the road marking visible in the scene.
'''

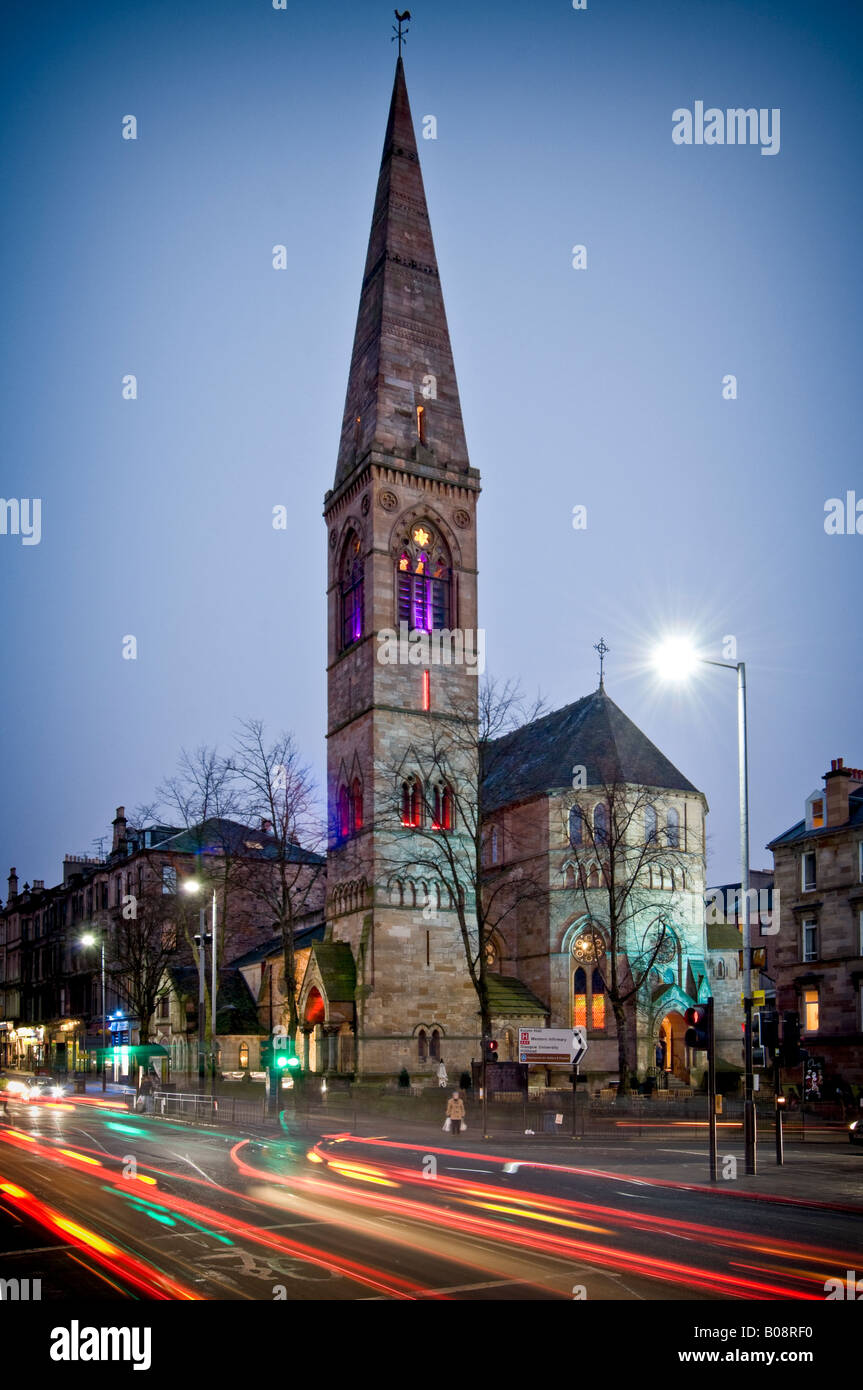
[170,1152,215,1184]
[657,1148,708,1157]
[615,1190,649,1198]
[447,1167,493,1174]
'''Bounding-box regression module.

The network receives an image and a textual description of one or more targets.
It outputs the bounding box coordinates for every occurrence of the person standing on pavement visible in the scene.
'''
[446,1090,465,1135]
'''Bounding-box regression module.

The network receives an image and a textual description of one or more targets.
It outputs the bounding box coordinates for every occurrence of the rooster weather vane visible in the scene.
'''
[392,10,411,57]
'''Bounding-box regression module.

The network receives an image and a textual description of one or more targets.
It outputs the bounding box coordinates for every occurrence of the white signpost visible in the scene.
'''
[518,1028,588,1066]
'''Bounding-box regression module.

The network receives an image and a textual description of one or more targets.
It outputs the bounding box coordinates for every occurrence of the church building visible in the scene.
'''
[292,56,711,1089]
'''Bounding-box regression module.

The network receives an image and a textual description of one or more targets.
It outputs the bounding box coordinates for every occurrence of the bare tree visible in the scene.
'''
[563,778,690,1092]
[376,678,548,1038]
[231,719,326,1040]
[103,877,178,1045]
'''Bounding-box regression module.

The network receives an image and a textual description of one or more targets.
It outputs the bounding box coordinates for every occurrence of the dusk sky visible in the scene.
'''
[1,0,860,888]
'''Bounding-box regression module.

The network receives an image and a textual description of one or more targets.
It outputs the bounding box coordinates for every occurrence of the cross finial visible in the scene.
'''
[392,9,411,57]
[594,638,610,691]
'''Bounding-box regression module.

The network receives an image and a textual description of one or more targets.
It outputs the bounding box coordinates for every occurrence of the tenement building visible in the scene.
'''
[768,757,863,1085]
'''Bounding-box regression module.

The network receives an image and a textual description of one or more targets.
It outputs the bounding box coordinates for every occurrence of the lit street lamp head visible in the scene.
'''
[652,635,701,682]
[80,932,97,947]
[182,879,202,895]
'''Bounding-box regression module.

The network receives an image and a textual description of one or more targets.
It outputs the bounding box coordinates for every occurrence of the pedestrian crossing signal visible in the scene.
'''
[684,1006,709,1050]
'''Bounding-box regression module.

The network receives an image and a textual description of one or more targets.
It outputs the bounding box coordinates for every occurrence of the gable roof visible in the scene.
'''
[482,688,700,813]
[486,972,548,1017]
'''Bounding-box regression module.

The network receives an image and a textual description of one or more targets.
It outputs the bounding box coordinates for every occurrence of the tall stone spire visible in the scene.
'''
[333,57,470,490]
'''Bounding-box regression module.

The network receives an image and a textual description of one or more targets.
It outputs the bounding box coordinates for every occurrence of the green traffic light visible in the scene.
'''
[275,1054,289,1068]
[286,1056,300,1068]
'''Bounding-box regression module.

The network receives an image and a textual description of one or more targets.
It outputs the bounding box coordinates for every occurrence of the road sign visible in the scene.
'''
[740,990,767,1006]
[518,1028,588,1065]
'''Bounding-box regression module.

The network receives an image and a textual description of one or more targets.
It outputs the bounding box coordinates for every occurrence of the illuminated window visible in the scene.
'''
[351,779,363,833]
[337,786,351,842]
[416,404,427,444]
[401,778,423,828]
[238,1042,249,1069]
[591,970,606,1030]
[573,968,587,1028]
[666,808,680,848]
[396,521,451,632]
[810,798,823,829]
[802,987,819,1033]
[340,532,364,650]
[433,784,454,831]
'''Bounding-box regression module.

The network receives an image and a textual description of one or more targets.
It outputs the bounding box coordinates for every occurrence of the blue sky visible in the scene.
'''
[1,0,861,887]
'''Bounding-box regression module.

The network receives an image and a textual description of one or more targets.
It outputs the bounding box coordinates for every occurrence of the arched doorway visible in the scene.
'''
[304,988,326,1073]
[657,1011,689,1083]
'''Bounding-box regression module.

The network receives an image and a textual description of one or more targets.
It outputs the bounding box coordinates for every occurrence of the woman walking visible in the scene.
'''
[445,1089,465,1136]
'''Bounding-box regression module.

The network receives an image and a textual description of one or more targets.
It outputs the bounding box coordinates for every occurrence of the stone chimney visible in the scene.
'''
[7,868,18,901]
[261,818,274,834]
[32,879,45,892]
[824,758,863,827]
[112,806,128,854]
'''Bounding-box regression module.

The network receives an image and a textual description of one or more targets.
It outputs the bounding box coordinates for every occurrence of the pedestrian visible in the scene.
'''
[445,1090,465,1136]
[138,1072,154,1115]
[437,1058,448,1088]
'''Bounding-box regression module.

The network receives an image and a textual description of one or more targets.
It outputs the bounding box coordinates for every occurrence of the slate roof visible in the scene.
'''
[486,972,548,1017]
[706,924,743,950]
[767,790,863,848]
[482,688,700,813]
[230,919,326,970]
[310,941,357,1002]
[169,965,264,1034]
[155,818,325,866]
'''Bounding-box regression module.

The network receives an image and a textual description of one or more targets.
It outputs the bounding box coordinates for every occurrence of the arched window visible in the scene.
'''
[417,1029,428,1062]
[432,783,454,831]
[351,778,363,832]
[716,959,726,979]
[593,802,609,846]
[666,807,680,848]
[238,1042,249,1069]
[573,967,587,1028]
[429,1028,441,1061]
[337,785,351,841]
[591,969,606,1030]
[340,532,364,649]
[401,777,423,828]
[588,863,600,889]
[569,805,583,847]
[644,805,657,845]
[396,521,451,632]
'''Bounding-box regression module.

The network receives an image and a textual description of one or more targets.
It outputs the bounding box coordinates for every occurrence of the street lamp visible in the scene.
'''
[182,879,218,1098]
[653,635,757,1176]
[80,932,107,1092]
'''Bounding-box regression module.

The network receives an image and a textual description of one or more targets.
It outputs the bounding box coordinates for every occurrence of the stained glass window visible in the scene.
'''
[573,967,587,1028]
[396,521,451,632]
[340,532,364,649]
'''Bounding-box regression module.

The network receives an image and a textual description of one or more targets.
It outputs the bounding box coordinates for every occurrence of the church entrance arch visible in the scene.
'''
[303,988,326,1073]
[656,1010,689,1084]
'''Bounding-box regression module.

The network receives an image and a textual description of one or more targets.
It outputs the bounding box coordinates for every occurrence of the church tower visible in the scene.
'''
[320,57,481,1078]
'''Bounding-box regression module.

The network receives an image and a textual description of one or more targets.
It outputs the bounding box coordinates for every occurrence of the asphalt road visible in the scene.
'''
[0,1093,860,1302]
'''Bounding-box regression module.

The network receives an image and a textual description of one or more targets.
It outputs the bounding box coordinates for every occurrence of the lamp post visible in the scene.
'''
[653,637,757,1177]
[182,880,218,1098]
[80,932,107,1091]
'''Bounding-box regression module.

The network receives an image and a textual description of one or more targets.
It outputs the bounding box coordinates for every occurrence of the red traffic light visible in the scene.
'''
[488,1040,498,1052]
[684,1007,705,1026]
[684,1003,710,1050]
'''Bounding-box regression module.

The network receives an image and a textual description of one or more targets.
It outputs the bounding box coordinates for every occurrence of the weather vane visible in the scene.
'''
[392,9,411,57]
[594,637,610,690]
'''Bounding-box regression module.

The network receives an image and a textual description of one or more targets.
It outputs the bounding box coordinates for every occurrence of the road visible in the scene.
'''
[0,1093,860,1301]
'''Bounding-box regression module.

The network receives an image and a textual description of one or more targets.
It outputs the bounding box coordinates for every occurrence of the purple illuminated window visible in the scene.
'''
[396,523,450,632]
[340,533,364,650]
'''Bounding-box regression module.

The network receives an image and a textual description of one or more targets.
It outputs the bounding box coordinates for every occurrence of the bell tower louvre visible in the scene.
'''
[318,55,482,1078]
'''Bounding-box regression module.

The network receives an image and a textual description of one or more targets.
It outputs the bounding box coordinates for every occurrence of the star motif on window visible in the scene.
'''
[413,526,430,547]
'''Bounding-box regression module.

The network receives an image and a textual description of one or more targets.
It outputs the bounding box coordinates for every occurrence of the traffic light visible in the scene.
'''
[760,1009,780,1056]
[483,1036,499,1063]
[684,1006,709,1050]
[781,1011,802,1068]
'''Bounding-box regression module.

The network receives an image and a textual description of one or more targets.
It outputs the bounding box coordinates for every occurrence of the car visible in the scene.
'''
[850,1118,863,1146]
[8,1079,67,1102]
